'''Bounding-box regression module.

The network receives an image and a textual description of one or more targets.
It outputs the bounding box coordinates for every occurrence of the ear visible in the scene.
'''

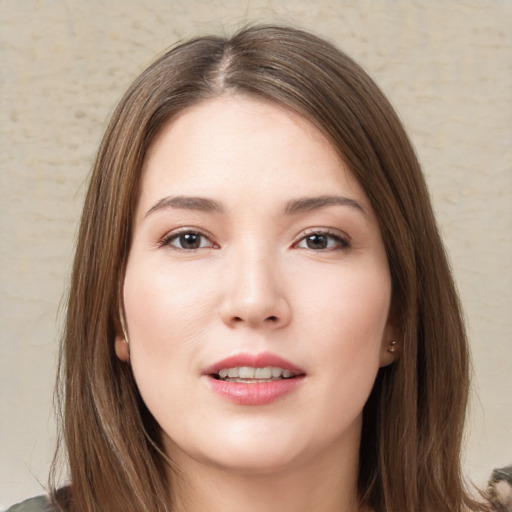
[379,316,399,368]
[115,334,130,362]
[115,299,130,362]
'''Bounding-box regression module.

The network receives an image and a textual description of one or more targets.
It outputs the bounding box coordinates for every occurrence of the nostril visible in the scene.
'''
[226,314,284,326]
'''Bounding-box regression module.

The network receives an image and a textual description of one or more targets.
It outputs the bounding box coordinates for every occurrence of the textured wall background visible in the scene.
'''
[1,0,511,507]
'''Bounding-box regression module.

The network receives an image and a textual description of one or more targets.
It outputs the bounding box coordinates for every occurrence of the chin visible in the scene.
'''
[201,446,307,476]
[161,404,364,478]
[164,422,313,475]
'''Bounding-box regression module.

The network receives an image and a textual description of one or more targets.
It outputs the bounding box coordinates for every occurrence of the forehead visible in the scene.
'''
[138,95,371,214]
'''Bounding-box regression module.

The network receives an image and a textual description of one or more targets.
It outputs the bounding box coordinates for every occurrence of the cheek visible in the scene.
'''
[296,260,391,398]
[122,260,217,426]
[296,259,391,345]
[124,259,216,345]
[122,259,223,398]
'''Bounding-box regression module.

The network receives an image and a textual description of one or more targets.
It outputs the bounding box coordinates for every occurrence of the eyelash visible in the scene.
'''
[158,228,218,251]
[158,228,351,252]
[292,229,351,252]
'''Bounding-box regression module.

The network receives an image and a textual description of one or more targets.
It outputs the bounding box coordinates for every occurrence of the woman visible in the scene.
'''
[8,24,491,512]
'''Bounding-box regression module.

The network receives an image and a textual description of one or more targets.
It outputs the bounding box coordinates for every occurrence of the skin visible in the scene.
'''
[116,95,396,512]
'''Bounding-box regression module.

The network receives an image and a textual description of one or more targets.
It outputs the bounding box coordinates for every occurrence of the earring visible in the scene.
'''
[388,340,398,353]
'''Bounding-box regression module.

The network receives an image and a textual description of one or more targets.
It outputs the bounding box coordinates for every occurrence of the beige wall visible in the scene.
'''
[1,0,511,507]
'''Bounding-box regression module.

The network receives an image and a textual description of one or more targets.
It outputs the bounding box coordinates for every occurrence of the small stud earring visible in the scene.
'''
[388,340,398,353]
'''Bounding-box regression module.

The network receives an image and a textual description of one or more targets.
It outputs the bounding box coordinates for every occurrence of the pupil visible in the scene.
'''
[306,234,327,249]
[180,233,200,249]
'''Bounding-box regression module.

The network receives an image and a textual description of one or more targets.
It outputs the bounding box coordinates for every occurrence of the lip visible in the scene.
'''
[203,352,304,376]
[202,352,306,406]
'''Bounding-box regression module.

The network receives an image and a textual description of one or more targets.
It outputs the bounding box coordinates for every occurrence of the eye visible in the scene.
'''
[294,231,350,251]
[160,230,216,251]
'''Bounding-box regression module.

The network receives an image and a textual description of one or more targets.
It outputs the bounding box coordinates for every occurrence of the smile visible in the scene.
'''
[203,353,305,405]
[214,366,297,382]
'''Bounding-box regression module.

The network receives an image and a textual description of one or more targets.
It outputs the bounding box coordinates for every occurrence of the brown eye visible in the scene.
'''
[295,231,350,251]
[305,234,329,250]
[166,231,213,250]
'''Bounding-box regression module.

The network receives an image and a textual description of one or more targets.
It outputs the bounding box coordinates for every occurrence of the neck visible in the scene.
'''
[165,421,365,512]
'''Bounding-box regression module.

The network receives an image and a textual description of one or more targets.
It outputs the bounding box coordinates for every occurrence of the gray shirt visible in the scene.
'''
[5,496,53,512]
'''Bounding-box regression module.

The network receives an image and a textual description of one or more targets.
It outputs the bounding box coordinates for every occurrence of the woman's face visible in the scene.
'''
[117,95,395,475]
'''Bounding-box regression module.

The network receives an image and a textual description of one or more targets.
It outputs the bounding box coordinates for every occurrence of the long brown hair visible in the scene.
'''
[51,24,488,512]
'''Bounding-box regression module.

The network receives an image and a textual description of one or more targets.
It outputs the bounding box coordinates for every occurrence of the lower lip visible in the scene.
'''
[205,376,305,405]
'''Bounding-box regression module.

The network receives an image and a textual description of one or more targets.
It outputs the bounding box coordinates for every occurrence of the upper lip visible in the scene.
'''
[203,352,305,376]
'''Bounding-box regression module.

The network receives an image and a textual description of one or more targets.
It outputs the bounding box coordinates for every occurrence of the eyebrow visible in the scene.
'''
[145,194,365,218]
[145,195,224,217]
[284,195,366,215]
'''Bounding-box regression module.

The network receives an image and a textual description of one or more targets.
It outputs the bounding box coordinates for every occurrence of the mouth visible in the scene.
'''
[212,366,299,383]
[203,352,305,405]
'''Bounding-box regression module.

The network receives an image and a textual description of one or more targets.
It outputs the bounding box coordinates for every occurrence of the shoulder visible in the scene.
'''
[4,496,54,512]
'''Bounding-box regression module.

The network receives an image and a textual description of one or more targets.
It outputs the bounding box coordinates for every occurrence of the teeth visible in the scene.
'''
[254,367,272,379]
[239,366,254,379]
[215,366,296,381]
[271,367,281,378]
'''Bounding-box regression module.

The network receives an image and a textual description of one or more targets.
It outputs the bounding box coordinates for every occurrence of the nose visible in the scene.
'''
[219,245,291,329]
